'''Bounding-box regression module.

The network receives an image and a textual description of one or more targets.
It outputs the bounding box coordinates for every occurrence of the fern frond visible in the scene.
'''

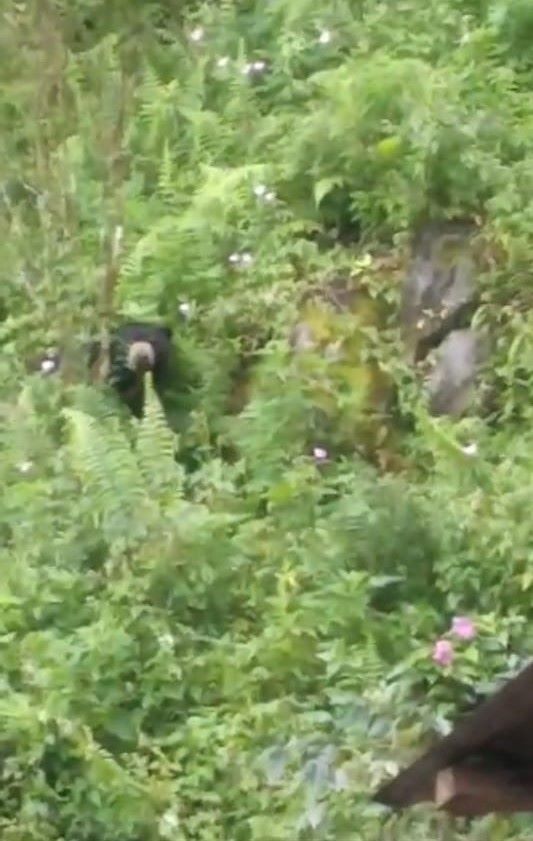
[62,408,152,543]
[136,374,181,496]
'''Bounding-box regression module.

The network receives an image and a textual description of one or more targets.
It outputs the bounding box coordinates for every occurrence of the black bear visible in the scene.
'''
[89,322,173,418]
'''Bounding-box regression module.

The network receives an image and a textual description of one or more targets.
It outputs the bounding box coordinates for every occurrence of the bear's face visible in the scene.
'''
[112,323,172,377]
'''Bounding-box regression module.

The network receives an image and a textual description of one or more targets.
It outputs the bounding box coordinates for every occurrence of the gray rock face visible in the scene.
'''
[427,328,487,417]
[402,221,477,362]
[401,221,488,417]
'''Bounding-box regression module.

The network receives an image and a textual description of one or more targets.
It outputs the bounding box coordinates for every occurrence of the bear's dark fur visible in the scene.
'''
[89,322,173,418]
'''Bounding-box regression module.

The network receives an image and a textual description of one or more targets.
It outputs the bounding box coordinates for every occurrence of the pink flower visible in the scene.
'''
[432,639,454,667]
[451,616,476,640]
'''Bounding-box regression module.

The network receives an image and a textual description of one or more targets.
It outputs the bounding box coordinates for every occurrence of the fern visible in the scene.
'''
[62,408,154,544]
[136,374,181,496]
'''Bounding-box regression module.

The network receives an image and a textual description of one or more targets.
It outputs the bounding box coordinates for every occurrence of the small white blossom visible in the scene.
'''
[229,252,253,269]
[216,56,230,69]
[40,358,56,374]
[318,29,332,45]
[189,26,204,43]
[178,301,191,318]
[158,633,174,649]
[313,446,328,461]
[462,442,478,457]
[17,460,33,474]
[58,719,75,737]
[242,60,267,77]
[159,809,180,838]
[253,184,276,203]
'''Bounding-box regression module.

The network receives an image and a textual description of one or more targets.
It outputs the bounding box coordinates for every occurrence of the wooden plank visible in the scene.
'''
[374,661,533,811]
[432,765,533,817]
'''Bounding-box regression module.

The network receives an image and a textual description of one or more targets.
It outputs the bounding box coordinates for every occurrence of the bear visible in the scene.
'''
[88,322,173,418]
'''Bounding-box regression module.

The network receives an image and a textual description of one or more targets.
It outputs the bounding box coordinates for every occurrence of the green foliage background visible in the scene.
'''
[1,0,533,838]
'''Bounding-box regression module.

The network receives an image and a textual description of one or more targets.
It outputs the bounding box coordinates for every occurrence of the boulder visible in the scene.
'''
[402,221,477,363]
[426,328,487,417]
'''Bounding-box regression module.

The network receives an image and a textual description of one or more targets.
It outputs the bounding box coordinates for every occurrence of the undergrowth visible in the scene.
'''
[1,0,533,838]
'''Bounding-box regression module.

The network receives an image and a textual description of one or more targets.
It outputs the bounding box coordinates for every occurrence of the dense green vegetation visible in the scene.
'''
[2,0,533,837]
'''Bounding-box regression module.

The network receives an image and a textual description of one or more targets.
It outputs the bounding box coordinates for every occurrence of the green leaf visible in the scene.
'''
[313,176,344,208]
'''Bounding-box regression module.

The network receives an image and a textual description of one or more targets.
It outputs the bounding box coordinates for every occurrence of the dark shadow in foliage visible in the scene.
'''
[367,491,444,612]
[493,2,533,70]
[292,183,363,251]
[62,0,201,52]
[0,177,40,213]
[41,734,85,798]
[327,477,444,613]
[312,185,362,248]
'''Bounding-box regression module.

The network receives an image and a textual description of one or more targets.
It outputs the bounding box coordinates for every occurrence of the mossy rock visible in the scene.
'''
[289,278,397,465]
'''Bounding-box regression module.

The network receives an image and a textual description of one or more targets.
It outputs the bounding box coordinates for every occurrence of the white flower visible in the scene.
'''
[229,252,254,269]
[313,446,328,461]
[159,809,180,838]
[216,56,230,68]
[178,301,191,318]
[58,718,75,737]
[318,29,332,45]
[229,252,253,268]
[40,358,56,373]
[462,442,478,457]
[17,460,33,474]
[158,633,174,649]
[243,60,267,76]
[253,184,276,203]
[189,26,204,43]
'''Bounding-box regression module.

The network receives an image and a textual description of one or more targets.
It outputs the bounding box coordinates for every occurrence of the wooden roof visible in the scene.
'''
[374,661,533,817]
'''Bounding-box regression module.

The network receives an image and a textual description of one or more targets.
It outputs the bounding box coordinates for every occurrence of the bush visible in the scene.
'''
[1,1,533,838]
